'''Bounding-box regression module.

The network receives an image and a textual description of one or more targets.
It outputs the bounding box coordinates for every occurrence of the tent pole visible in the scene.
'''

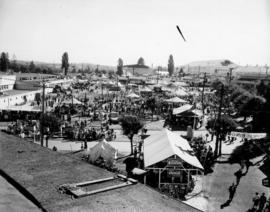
[158,169,161,189]
[187,170,190,188]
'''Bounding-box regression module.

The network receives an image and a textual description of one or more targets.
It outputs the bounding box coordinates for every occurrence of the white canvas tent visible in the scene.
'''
[126,93,140,98]
[144,129,203,170]
[165,97,187,104]
[86,139,117,167]
[175,89,189,96]
[173,104,193,115]
[140,87,152,93]
[61,98,83,105]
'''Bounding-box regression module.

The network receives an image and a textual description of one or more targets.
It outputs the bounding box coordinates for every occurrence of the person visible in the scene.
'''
[244,159,253,174]
[234,169,243,185]
[252,192,260,211]
[263,197,270,212]
[259,193,267,212]
[123,157,138,179]
[228,183,236,201]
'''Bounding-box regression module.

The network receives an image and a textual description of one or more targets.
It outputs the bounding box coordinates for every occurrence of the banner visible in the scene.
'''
[230,132,266,140]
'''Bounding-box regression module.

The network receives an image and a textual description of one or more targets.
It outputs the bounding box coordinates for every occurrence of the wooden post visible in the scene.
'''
[144,175,146,185]
[158,169,161,189]
[40,80,45,147]
[188,170,190,188]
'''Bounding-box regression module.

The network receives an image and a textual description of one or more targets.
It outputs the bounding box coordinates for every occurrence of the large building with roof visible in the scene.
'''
[123,64,155,77]
[0,131,201,212]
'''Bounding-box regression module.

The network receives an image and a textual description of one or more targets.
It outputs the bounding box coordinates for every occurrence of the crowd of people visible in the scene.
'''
[249,192,270,212]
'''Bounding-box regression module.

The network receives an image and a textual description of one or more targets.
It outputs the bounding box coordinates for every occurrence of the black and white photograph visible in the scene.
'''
[0,0,269,211]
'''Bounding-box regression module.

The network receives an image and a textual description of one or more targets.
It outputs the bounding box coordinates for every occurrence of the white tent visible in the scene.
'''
[165,97,187,104]
[144,129,203,170]
[173,104,193,115]
[140,87,152,93]
[61,98,83,105]
[87,139,117,167]
[126,93,140,98]
[175,88,189,96]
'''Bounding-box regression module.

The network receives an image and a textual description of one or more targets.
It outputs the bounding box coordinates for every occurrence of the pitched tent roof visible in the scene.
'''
[86,139,117,167]
[126,93,140,98]
[165,97,187,104]
[61,98,83,105]
[144,129,203,169]
[140,86,152,92]
[173,104,193,115]
[175,88,189,96]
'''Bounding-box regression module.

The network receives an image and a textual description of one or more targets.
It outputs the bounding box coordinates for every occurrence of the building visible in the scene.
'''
[123,64,155,77]
[0,132,201,212]
[0,89,52,109]
[0,73,16,92]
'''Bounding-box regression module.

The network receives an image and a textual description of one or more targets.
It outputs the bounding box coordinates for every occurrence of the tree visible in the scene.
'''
[168,54,174,76]
[221,60,233,66]
[145,97,156,120]
[120,115,144,155]
[116,58,123,76]
[42,114,61,135]
[239,96,265,118]
[179,67,184,77]
[0,52,9,72]
[137,57,145,66]
[61,52,69,76]
[206,115,238,139]
[29,61,35,73]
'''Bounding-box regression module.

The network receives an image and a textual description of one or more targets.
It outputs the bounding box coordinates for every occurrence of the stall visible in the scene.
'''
[143,129,203,197]
[171,104,203,129]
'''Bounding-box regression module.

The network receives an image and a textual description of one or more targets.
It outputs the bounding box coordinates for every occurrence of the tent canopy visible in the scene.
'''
[126,93,140,98]
[140,87,152,92]
[144,129,203,170]
[86,139,117,166]
[175,89,189,96]
[173,104,193,115]
[165,97,187,104]
[61,98,83,105]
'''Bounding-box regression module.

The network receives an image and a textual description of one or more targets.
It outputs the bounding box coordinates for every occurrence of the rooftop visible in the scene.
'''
[0,131,200,212]
[0,89,40,98]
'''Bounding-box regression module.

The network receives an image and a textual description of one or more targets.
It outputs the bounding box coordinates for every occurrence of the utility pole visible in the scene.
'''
[201,72,206,116]
[214,84,224,158]
[101,83,104,102]
[40,79,45,147]
[157,66,160,84]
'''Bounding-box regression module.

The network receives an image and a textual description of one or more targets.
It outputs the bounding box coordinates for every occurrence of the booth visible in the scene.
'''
[171,104,203,129]
[143,129,203,198]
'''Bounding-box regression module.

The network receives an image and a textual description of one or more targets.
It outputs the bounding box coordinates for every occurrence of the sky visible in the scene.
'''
[0,0,269,67]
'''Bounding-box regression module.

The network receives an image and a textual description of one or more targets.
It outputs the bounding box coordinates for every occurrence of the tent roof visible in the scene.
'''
[88,139,117,153]
[173,104,193,115]
[61,98,83,105]
[165,97,187,104]
[175,89,189,96]
[144,129,203,169]
[126,93,140,98]
[140,87,152,92]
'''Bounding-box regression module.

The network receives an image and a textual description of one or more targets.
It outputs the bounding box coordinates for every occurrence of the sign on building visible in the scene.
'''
[262,177,270,187]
